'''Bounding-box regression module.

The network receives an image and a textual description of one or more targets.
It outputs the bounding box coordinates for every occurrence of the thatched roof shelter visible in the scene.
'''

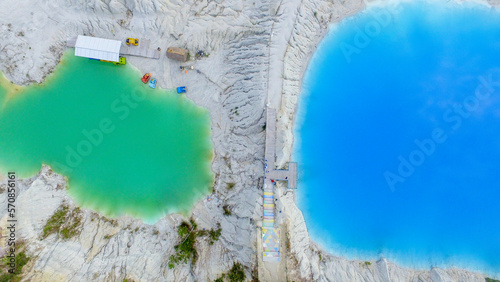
[166,47,188,62]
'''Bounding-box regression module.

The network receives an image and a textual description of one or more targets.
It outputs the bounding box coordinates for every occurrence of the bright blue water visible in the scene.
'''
[296,1,500,277]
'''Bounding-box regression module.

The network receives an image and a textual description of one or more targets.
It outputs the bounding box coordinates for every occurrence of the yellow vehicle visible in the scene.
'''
[126,38,139,46]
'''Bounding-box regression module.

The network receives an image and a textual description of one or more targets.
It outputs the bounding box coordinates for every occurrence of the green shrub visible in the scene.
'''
[214,262,245,282]
[227,262,245,282]
[42,205,82,239]
[168,220,224,268]
[168,220,198,268]
[42,205,68,238]
[0,273,13,282]
[208,224,222,245]
[223,205,232,216]
[0,250,30,281]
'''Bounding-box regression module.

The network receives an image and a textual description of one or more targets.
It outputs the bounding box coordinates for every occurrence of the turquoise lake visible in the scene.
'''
[0,52,214,221]
[296,0,500,277]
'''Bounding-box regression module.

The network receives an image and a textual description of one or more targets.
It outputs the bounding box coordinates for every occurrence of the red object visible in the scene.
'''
[141,73,151,83]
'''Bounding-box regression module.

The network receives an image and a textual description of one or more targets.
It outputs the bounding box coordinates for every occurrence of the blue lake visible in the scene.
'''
[295,0,500,277]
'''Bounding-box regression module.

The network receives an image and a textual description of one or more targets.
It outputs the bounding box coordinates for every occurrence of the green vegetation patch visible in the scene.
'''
[223,205,232,216]
[168,219,198,269]
[206,224,222,245]
[42,205,83,240]
[486,278,500,282]
[169,219,223,269]
[0,243,30,282]
[214,262,246,282]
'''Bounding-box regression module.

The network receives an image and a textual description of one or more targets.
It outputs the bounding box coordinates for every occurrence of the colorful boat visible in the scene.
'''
[149,78,157,89]
[141,73,151,84]
[176,86,186,93]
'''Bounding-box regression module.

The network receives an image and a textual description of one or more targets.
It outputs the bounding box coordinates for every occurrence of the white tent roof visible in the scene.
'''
[74,35,122,62]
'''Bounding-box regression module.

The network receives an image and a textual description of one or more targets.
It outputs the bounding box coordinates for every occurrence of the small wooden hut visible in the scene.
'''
[166,47,188,62]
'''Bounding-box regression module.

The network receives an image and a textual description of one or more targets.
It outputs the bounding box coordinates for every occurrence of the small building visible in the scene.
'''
[166,47,188,62]
[74,35,122,62]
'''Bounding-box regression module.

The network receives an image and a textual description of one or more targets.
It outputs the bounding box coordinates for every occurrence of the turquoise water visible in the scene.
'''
[0,52,214,221]
[296,1,500,277]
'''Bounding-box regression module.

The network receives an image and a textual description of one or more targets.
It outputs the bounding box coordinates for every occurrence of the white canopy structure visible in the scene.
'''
[74,35,122,62]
